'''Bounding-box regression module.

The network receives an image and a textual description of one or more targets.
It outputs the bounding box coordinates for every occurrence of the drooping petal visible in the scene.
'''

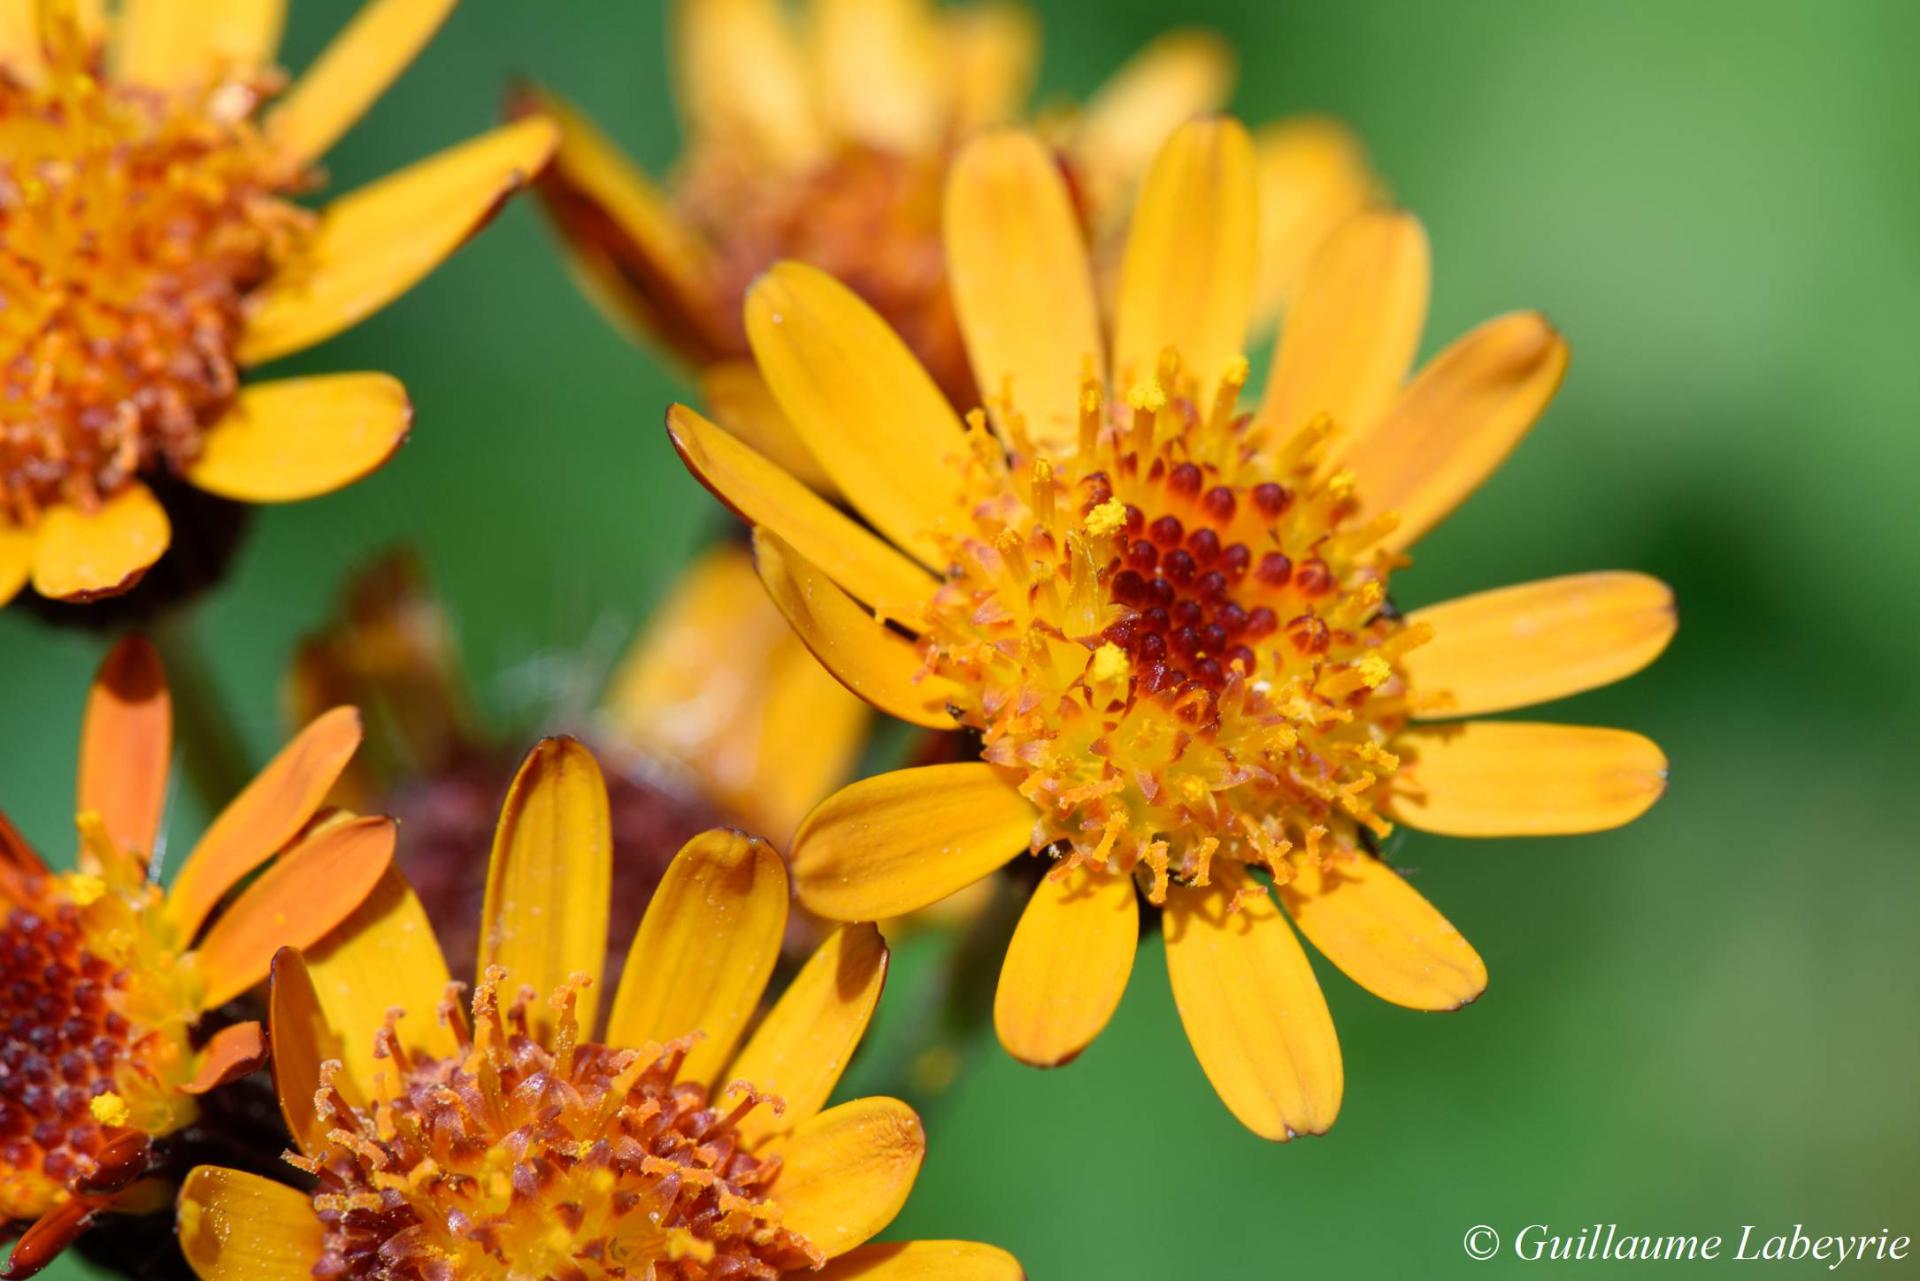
[745,262,969,569]
[0,3,43,79]
[599,543,866,847]
[791,765,1036,921]
[180,1021,268,1095]
[1389,721,1668,836]
[606,829,787,1084]
[944,2,1036,130]
[1113,117,1258,397]
[167,706,363,941]
[752,530,958,729]
[725,922,888,1143]
[0,519,29,606]
[114,0,284,90]
[1260,209,1429,442]
[78,635,171,862]
[302,868,455,1095]
[511,81,725,363]
[264,0,458,166]
[186,374,410,503]
[266,947,351,1155]
[698,361,838,494]
[30,485,170,603]
[666,402,937,611]
[176,1166,324,1281]
[192,815,395,1009]
[1278,854,1485,1011]
[476,737,611,1042]
[811,0,944,153]
[241,118,560,364]
[1248,116,1378,330]
[945,129,1104,455]
[994,864,1137,1067]
[1402,572,1678,718]
[670,0,824,170]
[1072,30,1234,202]
[1163,867,1342,1140]
[815,1241,1026,1281]
[1339,311,1570,551]
[770,1097,925,1260]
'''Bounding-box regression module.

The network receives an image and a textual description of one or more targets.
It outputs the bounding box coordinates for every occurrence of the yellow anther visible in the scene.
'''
[1085,497,1128,537]
[1089,643,1131,684]
[1355,654,1392,688]
[1327,469,1358,500]
[89,1092,130,1128]
[66,873,107,907]
[1126,376,1167,413]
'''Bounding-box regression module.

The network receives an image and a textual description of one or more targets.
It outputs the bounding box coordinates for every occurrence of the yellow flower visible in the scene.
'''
[666,119,1676,1140]
[515,0,1373,488]
[173,737,1021,1281]
[0,637,388,1276]
[0,0,558,607]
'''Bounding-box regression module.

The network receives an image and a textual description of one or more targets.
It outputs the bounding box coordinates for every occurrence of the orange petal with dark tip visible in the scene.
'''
[181,1021,268,1095]
[994,865,1138,1067]
[192,815,394,1009]
[30,485,170,603]
[166,706,362,941]
[78,635,171,862]
[769,1097,925,1260]
[2,1199,96,1279]
[185,374,411,503]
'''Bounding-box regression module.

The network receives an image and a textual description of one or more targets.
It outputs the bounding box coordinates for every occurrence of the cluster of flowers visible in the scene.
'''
[0,0,1674,1277]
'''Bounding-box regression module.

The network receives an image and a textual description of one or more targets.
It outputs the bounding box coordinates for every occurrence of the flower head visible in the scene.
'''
[0,637,387,1276]
[667,119,1675,1139]
[175,736,1020,1280]
[516,0,1374,483]
[0,0,557,608]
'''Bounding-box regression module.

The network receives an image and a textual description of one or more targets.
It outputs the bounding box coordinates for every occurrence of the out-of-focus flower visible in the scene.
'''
[668,120,1676,1139]
[0,0,557,609]
[0,637,387,1277]
[285,543,871,976]
[174,737,1024,1281]
[515,0,1374,488]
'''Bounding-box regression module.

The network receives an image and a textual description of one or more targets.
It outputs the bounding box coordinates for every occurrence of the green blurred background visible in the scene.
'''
[9,0,1919,1275]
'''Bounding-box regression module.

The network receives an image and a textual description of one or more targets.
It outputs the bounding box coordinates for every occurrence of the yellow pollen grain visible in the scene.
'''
[1126,376,1167,413]
[1084,498,1129,537]
[66,874,107,907]
[89,1092,131,1128]
[1089,643,1131,684]
[1355,654,1392,688]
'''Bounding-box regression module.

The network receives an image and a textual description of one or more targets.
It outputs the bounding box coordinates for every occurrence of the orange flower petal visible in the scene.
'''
[606,829,787,1084]
[791,764,1036,921]
[78,635,171,863]
[241,117,559,364]
[1248,116,1378,329]
[752,530,958,730]
[1260,209,1429,442]
[186,374,410,503]
[945,129,1105,455]
[945,2,1037,130]
[600,543,866,847]
[667,402,937,611]
[1163,867,1342,1140]
[1073,31,1233,201]
[511,81,724,363]
[815,1241,1026,1281]
[1339,311,1570,551]
[0,520,29,606]
[301,868,454,1097]
[994,864,1137,1067]
[180,1020,267,1095]
[477,737,611,1043]
[266,946,352,1155]
[770,1097,925,1260]
[725,922,888,1143]
[1403,572,1678,717]
[1113,117,1258,396]
[745,262,968,570]
[1389,721,1668,836]
[264,0,457,166]
[699,360,838,495]
[671,0,824,170]
[114,0,284,90]
[1278,854,1486,1011]
[167,706,363,941]
[176,1165,324,1281]
[193,814,395,1009]
[30,484,171,603]
[812,0,944,153]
